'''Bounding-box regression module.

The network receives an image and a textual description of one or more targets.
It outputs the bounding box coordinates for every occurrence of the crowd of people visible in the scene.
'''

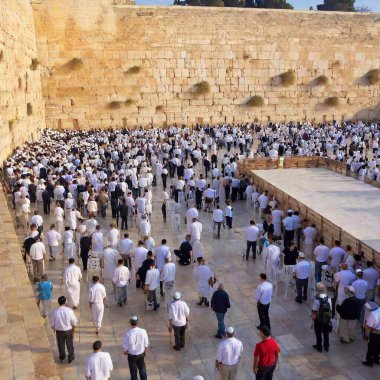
[2,120,380,379]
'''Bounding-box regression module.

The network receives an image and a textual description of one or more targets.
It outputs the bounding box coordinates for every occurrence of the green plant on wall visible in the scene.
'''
[30,58,39,70]
[365,69,380,85]
[324,96,339,107]
[125,66,141,75]
[279,70,296,86]
[316,75,329,85]
[245,95,264,107]
[108,101,122,109]
[192,81,210,96]
[62,58,83,72]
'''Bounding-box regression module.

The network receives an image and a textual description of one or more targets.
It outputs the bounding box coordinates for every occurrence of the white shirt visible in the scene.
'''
[169,300,190,327]
[313,245,329,263]
[255,281,273,305]
[224,205,233,218]
[118,238,134,255]
[84,351,113,380]
[123,327,149,355]
[335,270,356,290]
[112,265,131,287]
[107,229,120,247]
[216,337,243,365]
[329,247,345,267]
[86,219,98,235]
[213,209,224,223]
[246,225,260,242]
[46,230,62,247]
[31,214,43,227]
[271,209,283,223]
[134,246,148,269]
[191,221,203,241]
[352,279,368,300]
[50,306,78,331]
[366,308,380,331]
[155,245,171,271]
[283,216,295,231]
[258,194,268,209]
[145,268,160,290]
[63,264,82,285]
[293,260,311,279]
[54,207,64,221]
[89,283,106,304]
[303,227,317,244]
[162,262,176,282]
[363,268,379,290]
[30,241,46,260]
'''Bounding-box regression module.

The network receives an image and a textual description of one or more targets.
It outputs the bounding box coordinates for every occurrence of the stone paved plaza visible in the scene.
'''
[2,146,376,380]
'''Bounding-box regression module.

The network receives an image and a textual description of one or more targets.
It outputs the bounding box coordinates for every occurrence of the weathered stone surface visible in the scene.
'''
[30,2,380,129]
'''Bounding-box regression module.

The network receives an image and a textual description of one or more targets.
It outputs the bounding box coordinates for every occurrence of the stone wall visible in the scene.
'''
[0,0,45,162]
[31,1,380,129]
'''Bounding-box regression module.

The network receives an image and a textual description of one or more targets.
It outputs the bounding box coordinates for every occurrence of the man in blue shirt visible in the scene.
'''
[211,283,231,339]
[37,274,53,318]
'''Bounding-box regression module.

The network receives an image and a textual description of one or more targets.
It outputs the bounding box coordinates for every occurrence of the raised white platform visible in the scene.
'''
[252,167,380,253]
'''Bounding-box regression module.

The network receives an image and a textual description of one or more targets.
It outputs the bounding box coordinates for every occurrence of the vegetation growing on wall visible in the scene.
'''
[316,75,329,85]
[27,103,33,115]
[125,66,141,75]
[279,70,296,87]
[62,58,83,72]
[108,101,122,109]
[325,96,339,107]
[30,58,39,70]
[365,69,380,85]
[245,95,264,107]
[192,81,210,96]
[156,105,165,113]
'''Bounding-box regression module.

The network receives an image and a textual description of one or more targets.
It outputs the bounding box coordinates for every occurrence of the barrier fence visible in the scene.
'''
[238,156,379,266]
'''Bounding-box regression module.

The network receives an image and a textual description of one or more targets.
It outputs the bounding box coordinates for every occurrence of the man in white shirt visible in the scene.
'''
[329,240,346,269]
[293,252,311,303]
[63,258,82,309]
[302,222,317,259]
[186,205,198,234]
[203,184,215,212]
[46,224,62,261]
[84,340,113,380]
[264,236,280,284]
[54,202,65,233]
[215,326,243,380]
[123,316,149,380]
[271,205,283,238]
[162,256,176,310]
[113,258,131,307]
[313,238,330,283]
[245,220,260,261]
[50,296,78,363]
[86,215,98,235]
[145,263,160,311]
[283,211,295,247]
[30,210,44,236]
[362,306,380,367]
[190,218,203,244]
[224,201,233,229]
[155,239,171,296]
[30,236,46,283]
[134,241,148,272]
[107,223,119,249]
[118,233,134,270]
[352,269,368,323]
[139,215,151,238]
[258,191,269,219]
[212,205,224,238]
[89,276,107,334]
[363,261,379,301]
[168,292,190,350]
[334,263,356,305]
[255,273,273,330]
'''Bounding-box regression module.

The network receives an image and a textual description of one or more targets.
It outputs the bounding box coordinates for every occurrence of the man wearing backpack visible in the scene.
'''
[311,283,332,352]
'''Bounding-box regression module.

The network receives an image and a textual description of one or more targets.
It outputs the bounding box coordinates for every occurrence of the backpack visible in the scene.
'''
[317,296,332,325]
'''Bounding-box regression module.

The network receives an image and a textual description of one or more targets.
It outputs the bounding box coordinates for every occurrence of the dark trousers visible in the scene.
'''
[296,278,308,301]
[246,240,257,260]
[81,250,89,271]
[257,302,270,330]
[122,254,132,270]
[314,320,330,350]
[100,205,107,217]
[231,187,238,202]
[225,185,230,200]
[43,201,50,214]
[256,364,276,380]
[147,289,159,309]
[173,324,187,348]
[121,216,128,230]
[161,174,167,190]
[213,221,222,237]
[128,353,147,380]
[284,230,294,247]
[226,216,232,229]
[56,329,74,361]
[366,332,380,364]
[315,261,327,283]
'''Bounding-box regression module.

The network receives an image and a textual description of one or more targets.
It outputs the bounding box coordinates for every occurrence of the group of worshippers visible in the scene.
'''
[4,122,380,379]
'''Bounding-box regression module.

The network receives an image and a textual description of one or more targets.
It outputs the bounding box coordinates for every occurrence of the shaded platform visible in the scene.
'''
[0,191,58,380]
[252,168,380,261]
